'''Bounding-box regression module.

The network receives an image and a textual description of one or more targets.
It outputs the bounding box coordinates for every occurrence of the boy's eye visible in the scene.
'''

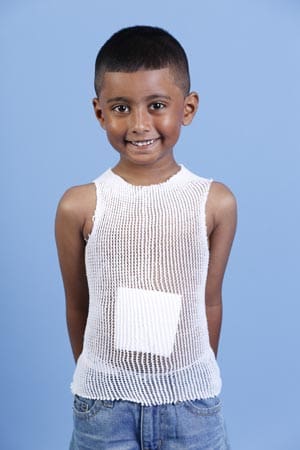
[112,105,129,113]
[149,102,165,110]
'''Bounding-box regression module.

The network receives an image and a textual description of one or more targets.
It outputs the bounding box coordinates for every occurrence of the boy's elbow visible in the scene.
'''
[205,289,223,307]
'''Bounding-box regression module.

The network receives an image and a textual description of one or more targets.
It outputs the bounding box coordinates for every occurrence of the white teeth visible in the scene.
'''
[130,139,155,147]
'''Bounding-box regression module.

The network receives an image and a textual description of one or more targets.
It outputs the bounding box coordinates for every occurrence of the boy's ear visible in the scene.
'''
[93,98,106,129]
[182,92,199,126]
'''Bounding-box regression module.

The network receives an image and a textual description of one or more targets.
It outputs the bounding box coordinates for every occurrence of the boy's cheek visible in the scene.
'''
[97,112,116,131]
[105,122,122,135]
[160,117,183,137]
[155,114,178,130]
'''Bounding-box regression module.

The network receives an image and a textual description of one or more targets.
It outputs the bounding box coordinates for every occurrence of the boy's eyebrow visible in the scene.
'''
[106,96,129,104]
[106,94,172,104]
[146,94,172,101]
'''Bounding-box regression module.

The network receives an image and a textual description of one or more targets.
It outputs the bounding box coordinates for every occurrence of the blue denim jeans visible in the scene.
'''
[70,395,230,450]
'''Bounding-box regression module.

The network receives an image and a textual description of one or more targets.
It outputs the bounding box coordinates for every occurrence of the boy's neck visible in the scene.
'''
[112,159,181,186]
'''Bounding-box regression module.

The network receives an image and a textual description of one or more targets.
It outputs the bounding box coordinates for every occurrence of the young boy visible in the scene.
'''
[55,26,237,450]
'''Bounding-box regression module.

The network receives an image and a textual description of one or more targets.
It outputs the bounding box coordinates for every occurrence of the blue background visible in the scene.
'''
[1,1,299,449]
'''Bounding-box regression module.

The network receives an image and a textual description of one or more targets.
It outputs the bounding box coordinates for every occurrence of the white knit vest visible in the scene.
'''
[71,165,221,405]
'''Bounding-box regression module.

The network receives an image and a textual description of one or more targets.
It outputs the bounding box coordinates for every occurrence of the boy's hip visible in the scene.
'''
[70,394,230,449]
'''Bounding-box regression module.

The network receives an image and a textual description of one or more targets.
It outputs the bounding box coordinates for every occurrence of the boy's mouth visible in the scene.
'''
[126,138,159,147]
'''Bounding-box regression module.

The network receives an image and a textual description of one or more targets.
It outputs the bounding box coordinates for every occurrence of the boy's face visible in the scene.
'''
[93,68,198,167]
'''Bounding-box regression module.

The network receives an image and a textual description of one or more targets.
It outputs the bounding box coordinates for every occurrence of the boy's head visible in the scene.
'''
[93,26,199,169]
[94,26,190,97]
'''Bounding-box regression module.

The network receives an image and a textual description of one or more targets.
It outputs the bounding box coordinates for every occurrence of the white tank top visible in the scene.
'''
[71,165,221,405]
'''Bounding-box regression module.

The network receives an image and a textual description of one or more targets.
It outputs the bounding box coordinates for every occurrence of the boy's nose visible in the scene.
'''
[130,108,151,134]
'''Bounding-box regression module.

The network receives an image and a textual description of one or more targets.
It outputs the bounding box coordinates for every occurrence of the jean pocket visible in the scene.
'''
[73,394,99,417]
[73,395,115,420]
[183,396,222,416]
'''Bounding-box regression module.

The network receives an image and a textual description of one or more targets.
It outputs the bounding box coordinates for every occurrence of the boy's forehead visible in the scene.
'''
[100,68,182,97]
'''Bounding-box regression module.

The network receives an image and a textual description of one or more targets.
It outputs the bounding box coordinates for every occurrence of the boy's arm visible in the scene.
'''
[55,184,95,362]
[205,182,237,357]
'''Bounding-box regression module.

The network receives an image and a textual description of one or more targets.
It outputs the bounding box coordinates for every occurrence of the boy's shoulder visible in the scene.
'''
[206,180,237,232]
[57,167,111,218]
[57,182,96,227]
[210,181,236,204]
[58,182,95,210]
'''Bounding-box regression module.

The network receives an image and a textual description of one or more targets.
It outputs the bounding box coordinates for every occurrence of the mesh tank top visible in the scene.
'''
[71,165,222,405]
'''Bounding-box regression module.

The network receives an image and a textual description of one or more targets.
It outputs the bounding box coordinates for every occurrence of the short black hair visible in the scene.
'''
[94,25,190,97]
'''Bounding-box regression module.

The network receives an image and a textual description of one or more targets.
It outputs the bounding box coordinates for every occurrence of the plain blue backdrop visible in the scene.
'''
[1,1,299,449]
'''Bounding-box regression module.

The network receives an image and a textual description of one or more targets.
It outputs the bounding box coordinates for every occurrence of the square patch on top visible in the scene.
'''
[115,287,182,357]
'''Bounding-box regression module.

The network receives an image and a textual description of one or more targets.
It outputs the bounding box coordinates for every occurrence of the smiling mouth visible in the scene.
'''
[126,138,159,147]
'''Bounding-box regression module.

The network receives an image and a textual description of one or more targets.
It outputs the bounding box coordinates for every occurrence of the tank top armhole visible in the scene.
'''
[203,178,214,252]
[84,179,102,244]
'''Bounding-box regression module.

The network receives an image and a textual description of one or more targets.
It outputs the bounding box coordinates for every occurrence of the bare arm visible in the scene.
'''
[205,182,237,356]
[55,184,95,362]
